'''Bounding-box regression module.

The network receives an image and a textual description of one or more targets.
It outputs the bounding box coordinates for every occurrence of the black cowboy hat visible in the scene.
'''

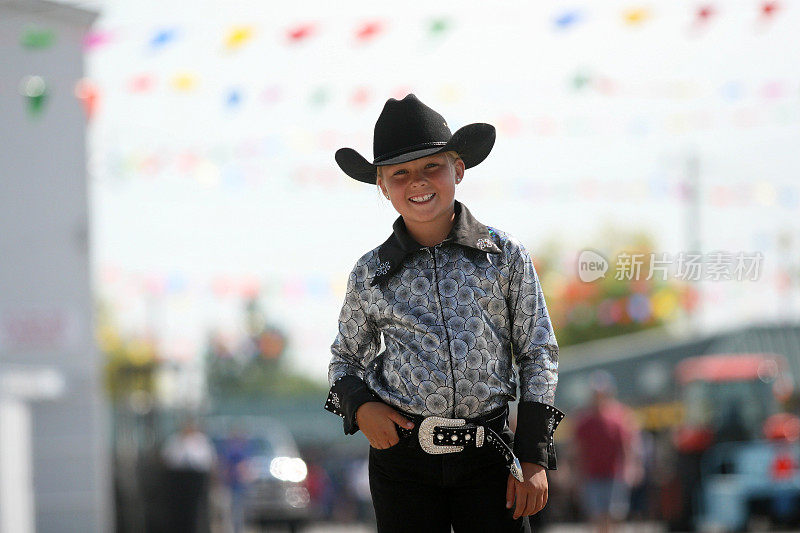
[335,93,496,184]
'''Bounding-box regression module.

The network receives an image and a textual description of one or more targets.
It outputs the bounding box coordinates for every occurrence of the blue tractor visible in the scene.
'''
[668,353,800,531]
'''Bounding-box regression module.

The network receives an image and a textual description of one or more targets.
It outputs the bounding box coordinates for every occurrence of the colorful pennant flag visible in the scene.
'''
[310,87,329,106]
[760,1,779,19]
[20,27,55,50]
[572,70,592,90]
[695,5,715,24]
[19,75,47,117]
[392,86,414,99]
[261,85,282,103]
[149,27,178,50]
[429,18,451,36]
[74,78,99,119]
[172,72,197,91]
[623,7,650,26]
[224,26,254,51]
[287,23,315,43]
[554,10,582,29]
[128,73,155,93]
[355,20,384,42]
[351,86,370,107]
[225,88,243,109]
[82,30,113,51]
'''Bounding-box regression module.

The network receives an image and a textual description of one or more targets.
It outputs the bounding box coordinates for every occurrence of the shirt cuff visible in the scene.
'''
[513,401,566,470]
[323,375,381,435]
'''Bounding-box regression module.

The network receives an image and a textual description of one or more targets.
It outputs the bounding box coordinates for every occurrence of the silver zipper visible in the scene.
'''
[428,243,456,418]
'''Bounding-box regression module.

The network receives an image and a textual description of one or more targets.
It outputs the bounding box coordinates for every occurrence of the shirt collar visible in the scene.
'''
[372,199,502,285]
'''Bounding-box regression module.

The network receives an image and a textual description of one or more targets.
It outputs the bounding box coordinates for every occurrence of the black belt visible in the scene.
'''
[391,404,524,482]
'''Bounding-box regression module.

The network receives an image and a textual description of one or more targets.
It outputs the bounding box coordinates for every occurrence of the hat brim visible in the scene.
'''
[335,123,496,185]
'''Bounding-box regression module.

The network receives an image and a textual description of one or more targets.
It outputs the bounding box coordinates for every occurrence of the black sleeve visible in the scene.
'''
[324,375,382,435]
[513,401,566,470]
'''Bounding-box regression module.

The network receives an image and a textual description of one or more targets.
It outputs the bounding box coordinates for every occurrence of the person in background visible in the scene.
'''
[347,457,374,522]
[161,419,216,533]
[571,370,642,533]
[302,448,335,520]
[217,425,253,533]
[716,397,750,443]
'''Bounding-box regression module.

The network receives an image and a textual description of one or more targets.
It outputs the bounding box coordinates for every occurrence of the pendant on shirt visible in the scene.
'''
[476,238,493,251]
[376,260,391,276]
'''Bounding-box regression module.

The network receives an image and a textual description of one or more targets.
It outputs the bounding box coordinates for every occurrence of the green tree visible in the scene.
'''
[531,225,695,348]
[96,298,159,404]
[205,296,326,400]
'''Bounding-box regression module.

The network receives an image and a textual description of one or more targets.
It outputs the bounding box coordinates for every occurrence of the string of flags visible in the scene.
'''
[97,264,349,301]
[96,74,800,101]
[15,3,787,55]
[93,122,800,210]
[13,4,797,119]
[83,3,784,52]
[98,263,765,330]
[75,18,450,52]
[14,5,799,211]
[13,72,800,120]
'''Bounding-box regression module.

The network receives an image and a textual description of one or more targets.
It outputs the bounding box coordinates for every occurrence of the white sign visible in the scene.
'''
[0,367,66,400]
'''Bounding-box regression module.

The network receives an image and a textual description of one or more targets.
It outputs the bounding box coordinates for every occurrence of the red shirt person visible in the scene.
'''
[572,370,641,532]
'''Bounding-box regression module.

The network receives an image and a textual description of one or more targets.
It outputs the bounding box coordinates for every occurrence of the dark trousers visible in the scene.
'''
[368,411,531,533]
[161,468,209,533]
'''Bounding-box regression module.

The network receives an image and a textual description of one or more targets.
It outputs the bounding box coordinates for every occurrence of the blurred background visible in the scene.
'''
[1,0,799,531]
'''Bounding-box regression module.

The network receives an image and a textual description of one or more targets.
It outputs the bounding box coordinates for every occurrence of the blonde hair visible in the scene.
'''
[376,150,461,183]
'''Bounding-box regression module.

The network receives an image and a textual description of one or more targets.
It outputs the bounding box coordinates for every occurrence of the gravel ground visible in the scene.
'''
[246,520,668,533]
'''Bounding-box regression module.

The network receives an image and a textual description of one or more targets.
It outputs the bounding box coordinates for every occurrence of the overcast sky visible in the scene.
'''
[68,0,800,382]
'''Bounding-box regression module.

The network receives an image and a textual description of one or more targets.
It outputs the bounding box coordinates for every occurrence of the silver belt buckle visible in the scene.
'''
[418,416,465,454]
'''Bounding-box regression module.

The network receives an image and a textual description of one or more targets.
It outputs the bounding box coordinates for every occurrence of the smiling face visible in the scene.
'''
[376,152,465,237]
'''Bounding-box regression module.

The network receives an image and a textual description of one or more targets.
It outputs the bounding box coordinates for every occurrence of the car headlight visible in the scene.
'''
[269,456,307,483]
[285,486,310,508]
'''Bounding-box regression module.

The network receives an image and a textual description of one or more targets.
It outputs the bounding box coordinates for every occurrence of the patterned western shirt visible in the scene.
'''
[323,199,565,469]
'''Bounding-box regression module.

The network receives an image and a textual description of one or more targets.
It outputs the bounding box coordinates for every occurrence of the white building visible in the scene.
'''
[0,1,109,532]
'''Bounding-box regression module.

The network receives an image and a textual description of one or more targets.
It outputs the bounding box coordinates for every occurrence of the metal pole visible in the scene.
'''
[685,151,702,334]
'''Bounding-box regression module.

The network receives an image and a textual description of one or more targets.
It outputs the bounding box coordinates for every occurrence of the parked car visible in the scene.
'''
[205,415,311,532]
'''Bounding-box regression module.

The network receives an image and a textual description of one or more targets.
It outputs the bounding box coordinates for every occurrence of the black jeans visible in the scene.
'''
[368,409,531,533]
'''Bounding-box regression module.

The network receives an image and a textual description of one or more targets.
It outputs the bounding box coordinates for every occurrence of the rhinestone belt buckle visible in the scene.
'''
[418,416,466,454]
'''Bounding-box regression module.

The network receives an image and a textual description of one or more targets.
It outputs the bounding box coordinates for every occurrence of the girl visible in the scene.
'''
[324,94,565,532]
